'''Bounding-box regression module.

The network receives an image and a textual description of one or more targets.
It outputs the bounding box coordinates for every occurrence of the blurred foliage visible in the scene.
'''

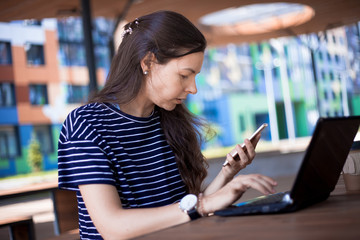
[27,135,43,172]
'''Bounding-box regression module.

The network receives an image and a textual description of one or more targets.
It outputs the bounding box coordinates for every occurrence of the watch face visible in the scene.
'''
[180,194,198,211]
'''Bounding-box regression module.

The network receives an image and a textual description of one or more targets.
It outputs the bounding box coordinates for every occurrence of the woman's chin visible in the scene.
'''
[159,103,177,112]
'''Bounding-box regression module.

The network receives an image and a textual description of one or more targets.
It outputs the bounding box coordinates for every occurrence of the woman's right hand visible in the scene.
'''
[200,174,277,215]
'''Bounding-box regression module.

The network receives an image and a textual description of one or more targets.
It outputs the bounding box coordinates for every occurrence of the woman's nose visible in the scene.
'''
[186,78,197,94]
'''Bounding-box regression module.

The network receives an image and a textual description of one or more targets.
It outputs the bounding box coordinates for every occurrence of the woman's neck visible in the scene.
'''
[118,100,154,118]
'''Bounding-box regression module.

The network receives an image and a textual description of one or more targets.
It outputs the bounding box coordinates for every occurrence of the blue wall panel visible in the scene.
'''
[0,108,18,124]
[0,157,17,177]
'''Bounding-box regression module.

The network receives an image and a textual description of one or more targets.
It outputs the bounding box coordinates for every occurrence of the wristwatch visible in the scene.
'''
[179,194,202,220]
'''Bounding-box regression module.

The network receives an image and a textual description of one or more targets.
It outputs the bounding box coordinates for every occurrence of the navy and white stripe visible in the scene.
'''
[58,103,187,239]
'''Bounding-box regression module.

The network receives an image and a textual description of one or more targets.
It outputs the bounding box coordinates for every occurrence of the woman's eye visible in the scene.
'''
[180,75,188,79]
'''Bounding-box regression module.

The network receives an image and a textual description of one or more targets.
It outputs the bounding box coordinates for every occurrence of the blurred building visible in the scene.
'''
[0,18,112,177]
[0,18,359,178]
[189,23,360,149]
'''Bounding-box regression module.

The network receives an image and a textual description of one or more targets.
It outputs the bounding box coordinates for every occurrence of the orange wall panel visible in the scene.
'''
[17,103,51,124]
[97,68,106,86]
[44,30,60,83]
[59,66,89,85]
[11,30,60,85]
[0,65,14,81]
[10,46,49,84]
[15,85,29,104]
[12,46,27,85]
[26,66,50,82]
[58,67,107,87]
[8,28,108,125]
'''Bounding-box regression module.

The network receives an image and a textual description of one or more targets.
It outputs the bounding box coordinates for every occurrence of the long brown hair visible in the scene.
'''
[89,11,208,194]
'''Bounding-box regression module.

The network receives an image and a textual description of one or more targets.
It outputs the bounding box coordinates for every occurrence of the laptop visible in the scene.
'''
[214,116,360,217]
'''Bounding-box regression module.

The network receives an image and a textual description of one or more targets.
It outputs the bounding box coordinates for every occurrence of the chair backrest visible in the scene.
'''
[53,189,78,234]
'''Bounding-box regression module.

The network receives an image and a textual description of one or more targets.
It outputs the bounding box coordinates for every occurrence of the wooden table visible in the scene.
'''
[0,181,78,236]
[134,175,360,240]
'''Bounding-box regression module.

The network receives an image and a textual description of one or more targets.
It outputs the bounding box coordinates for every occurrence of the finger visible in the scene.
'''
[251,133,261,148]
[225,153,236,167]
[246,177,276,195]
[229,145,240,160]
[234,174,276,194]
[251,175,277,194]
[255,177,277,194]
[244,139,256,159]
[235,144,250,168]
[258,175,278,186]
[254,182,275,195]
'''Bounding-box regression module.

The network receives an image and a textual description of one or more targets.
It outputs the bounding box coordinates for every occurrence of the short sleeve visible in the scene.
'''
[57,111,116,191]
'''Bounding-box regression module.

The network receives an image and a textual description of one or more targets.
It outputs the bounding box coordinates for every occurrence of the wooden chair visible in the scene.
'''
[0,215,35,240]
[51,189,79,235]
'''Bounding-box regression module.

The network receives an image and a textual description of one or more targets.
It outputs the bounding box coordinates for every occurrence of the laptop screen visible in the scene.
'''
[290,117,360,209]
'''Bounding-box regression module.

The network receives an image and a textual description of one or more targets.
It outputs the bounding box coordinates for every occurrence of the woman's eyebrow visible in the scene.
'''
[182,68,198,74]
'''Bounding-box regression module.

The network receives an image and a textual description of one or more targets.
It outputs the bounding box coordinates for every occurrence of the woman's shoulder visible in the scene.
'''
[66,102,106,120]
[73,102,105,113]
[62,103,106,131]
[61,103,114,141]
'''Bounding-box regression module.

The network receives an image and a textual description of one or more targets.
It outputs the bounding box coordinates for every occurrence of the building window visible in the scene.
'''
[339,36,344,45]
[33,125,53,154]
[326,52,331,62]
[59,42,111,68]
[95,45,111,68]
[25,43,45,65]
[59,42,86,66]
[66,85,88,104]
[203,105,218,124]
[29,84,48,105]
[238,115,246,133]
[318,52,323,61]
[0,126,20,158]
[57,18,112,69]
[321,71,326,80]
[23,19,42,26]
[0,41,12,65]
[57,18,83,42]
[331,90,336,99]
[0,83,16,107]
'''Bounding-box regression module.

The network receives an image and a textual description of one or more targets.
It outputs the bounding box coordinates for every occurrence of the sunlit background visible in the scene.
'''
[0,2,359,179]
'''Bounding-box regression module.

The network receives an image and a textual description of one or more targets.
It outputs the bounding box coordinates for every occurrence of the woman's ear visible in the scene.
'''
[140,52,156,75]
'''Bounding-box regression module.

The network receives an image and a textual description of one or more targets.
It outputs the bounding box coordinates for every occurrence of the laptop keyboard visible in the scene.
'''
[236,192,288,207]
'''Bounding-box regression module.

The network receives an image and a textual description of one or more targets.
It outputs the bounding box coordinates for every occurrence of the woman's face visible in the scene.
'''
[145,52,204,111]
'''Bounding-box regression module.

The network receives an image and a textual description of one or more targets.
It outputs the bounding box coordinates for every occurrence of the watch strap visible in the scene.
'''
[188,208,202,220]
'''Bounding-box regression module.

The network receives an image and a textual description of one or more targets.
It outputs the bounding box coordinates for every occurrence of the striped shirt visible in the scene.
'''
[58,103,187,239]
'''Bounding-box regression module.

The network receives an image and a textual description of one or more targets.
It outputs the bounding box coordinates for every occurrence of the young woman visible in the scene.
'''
[58,10,277,240]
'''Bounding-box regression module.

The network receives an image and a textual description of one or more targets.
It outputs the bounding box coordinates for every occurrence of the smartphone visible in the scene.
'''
[223,123,268,166]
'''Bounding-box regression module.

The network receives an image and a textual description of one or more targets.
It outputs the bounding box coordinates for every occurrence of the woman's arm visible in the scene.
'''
[79,171,277,239]
[204,135,260,195]
[79,184,189,240]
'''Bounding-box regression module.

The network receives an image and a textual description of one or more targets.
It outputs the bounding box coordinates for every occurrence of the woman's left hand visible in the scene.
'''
[200,173,277,215]
[222,134,261,178]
